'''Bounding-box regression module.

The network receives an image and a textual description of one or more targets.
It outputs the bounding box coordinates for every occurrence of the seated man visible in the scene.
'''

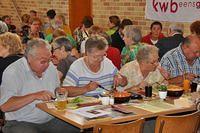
[156,23,184,59]
[160,35,200,86]
[62,35,127,97]
[0,39,79,133]
[120,45,168,91]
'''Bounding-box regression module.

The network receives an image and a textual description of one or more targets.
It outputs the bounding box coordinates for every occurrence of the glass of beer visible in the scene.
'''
[183,79,190,92]
[55,88,68,111]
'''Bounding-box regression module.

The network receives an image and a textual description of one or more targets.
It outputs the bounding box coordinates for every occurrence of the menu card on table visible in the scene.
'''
[72,105,111,118]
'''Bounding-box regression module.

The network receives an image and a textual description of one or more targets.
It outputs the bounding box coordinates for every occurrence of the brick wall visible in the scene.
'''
[0,0,192,36]
[0,0,69,28]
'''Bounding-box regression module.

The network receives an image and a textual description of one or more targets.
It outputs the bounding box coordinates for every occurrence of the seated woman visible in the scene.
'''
[22,17,45,44]
[0,32,24,85]
[55,14,72,35]
[121,25,143,65]
[62,35,127,96]
[52,37,77,82]
[120,45,168,91]
[142,21,165,45]
[1,15,16,33]
[106,15,121,36]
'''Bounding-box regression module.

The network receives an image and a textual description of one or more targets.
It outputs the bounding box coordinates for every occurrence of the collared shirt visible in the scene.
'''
[0,57,60,123]
[160,45,200,79]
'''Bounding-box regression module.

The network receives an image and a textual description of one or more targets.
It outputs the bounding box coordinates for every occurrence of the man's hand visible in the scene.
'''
[33,90,54,101]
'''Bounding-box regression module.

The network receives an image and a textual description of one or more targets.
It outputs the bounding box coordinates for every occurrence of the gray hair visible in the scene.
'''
[169,23,184,34]
[123,25,142,43]
[85,35,108,53]
[136,45,158,63]
[52,37,73,52]
[25,39,51,57]
[0,21,8,34]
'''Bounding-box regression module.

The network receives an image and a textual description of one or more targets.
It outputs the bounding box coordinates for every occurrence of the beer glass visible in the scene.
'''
[55,88,68,110]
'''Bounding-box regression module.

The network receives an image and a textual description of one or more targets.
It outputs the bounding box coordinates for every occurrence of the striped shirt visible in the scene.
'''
[160,45,200,79]
[63,57,118,95]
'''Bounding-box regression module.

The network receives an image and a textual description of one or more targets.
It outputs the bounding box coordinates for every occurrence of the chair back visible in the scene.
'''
[93,118,144,133]
[155,111,200,133]
[0,110,5,133]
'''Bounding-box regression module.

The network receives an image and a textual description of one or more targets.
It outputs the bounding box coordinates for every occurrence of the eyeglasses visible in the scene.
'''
[149,59,159,65]
[52,47,61,52]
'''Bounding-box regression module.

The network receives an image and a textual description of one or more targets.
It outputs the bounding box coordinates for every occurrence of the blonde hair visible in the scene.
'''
[0,32,24,54]
[56,14,66,25]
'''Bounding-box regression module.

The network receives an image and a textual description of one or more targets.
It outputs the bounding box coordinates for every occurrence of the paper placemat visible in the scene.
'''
[46,102,56,109]
[134,100,177,113]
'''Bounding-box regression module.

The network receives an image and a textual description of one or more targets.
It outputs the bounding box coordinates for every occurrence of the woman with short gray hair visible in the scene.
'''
[61,35,127,97]
[120,45,167,91]
[52,37,77,82]
[121,25,143,65]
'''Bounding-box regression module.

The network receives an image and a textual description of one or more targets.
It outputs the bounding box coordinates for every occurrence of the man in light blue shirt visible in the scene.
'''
[0,39,79,133]
[160,35,200,86]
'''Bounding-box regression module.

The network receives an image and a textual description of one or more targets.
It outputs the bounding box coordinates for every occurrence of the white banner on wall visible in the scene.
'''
[145,0,200,22]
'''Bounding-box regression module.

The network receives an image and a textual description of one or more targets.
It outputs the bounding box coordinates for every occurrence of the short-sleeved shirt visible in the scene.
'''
[120,60,164,90]
[160,45,200,79]
[63,57,118,95]
[57,54,77,80]
[0,54,22,85]
[0,57,60,123]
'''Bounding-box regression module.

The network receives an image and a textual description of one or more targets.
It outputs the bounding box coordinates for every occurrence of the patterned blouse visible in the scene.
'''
[120,60,164,90]
[121,43,142,65]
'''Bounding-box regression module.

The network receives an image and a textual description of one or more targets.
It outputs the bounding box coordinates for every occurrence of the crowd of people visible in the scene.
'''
[0,9,200,133]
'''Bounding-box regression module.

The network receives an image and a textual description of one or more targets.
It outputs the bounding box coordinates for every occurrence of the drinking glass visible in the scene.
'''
[55,89,68,110]
[145,86,152,97]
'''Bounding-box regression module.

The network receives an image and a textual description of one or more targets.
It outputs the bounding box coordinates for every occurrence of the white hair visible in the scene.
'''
[169,23,183,34]
[25,38,51,57]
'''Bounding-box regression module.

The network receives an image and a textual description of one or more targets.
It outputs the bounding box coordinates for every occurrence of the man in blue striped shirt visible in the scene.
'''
[160,35,200,86]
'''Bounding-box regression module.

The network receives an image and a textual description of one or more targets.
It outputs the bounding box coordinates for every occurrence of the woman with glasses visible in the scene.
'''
[52,37,77,82]
[120,45,169,91]
[61,35,127,97]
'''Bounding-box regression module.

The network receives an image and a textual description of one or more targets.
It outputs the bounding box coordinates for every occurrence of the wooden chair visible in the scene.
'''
[155,111,200,133]
[93,118,144,133]
[0,110,4,133]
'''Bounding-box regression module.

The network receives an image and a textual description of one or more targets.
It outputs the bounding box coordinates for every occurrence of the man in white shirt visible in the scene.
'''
[0,39,79,133]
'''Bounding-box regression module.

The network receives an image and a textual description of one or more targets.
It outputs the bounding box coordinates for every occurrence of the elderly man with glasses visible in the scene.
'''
[0,39,79,133]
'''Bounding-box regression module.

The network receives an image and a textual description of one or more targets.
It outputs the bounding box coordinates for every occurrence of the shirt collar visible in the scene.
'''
[177,44,187,59]
[22,57,31,72]
[22,57,45,79]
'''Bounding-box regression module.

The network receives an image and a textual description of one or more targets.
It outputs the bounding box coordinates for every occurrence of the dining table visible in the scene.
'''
[36,92,198,132]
